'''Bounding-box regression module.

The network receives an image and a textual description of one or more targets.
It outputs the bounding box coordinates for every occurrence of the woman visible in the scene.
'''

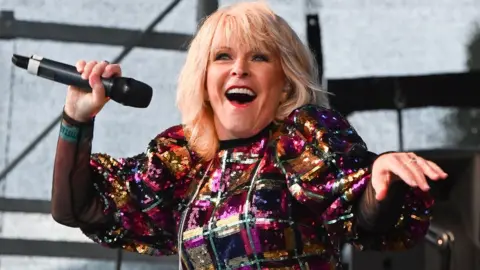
[51,2,446,269]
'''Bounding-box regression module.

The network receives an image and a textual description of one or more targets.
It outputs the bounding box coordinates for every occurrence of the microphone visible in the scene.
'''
[11,54,153,108]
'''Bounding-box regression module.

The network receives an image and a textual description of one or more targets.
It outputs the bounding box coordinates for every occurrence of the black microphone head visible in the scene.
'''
[110,77,153,108]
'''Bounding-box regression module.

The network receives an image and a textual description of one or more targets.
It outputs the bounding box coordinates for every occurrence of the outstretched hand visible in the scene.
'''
[371,152,448,201]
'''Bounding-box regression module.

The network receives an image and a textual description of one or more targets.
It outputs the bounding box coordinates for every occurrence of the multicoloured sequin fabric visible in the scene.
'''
[83,104,433,269]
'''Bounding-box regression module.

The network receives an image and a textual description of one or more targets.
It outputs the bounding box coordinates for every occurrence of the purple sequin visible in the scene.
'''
[83,104,433,269]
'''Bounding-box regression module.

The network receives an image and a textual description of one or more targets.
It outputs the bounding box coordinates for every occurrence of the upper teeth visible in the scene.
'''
[226,88,256,96]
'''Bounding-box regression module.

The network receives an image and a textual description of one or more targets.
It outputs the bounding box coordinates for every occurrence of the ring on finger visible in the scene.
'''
[405,156,418,165]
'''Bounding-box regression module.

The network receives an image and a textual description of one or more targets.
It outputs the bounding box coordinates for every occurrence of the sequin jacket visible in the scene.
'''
[51,104,433,269]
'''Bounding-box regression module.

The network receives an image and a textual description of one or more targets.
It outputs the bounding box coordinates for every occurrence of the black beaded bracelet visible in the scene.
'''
[62,109,94,127]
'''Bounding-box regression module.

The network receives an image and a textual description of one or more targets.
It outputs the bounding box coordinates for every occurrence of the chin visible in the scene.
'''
[227,123,256,138]
[214,107,272,139]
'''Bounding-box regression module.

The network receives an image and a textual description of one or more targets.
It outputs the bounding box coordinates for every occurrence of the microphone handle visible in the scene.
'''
[37,58,114,96]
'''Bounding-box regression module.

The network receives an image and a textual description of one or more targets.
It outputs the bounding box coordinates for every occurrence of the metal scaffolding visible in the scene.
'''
[0,1,218,268]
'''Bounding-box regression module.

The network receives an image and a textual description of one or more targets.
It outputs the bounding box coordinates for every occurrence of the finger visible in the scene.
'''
[82,61,98,80]
[102,64,122,78]
[425,160,448,179]
[401,154,430,191]
[375,187,388,201]
[414,158,443,180]
[91,61,109,78]
[89,62,106,91]
[90,74,107,105]
[76,60,86,73]
[383,154,419,188]
[371,171,390,201]
[88,62,107,98]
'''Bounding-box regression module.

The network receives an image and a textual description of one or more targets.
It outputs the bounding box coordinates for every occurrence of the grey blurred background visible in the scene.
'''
[0,0,479,269]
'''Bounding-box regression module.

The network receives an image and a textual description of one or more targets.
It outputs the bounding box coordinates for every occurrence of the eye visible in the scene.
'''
[252,54,269,62]
[214,53,231,61]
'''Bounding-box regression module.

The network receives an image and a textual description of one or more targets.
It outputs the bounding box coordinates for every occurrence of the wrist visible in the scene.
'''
[59,110,94,143]
[63,103,95,123]
[62,108,94,126]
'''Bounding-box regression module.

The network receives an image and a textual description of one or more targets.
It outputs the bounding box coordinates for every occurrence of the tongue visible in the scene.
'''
[230,101,249,107]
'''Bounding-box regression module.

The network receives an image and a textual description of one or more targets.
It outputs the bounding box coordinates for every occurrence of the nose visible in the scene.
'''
[231,59,249,77]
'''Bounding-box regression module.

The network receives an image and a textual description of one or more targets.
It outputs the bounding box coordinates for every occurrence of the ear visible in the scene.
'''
[280,91,288,103]
[280,83,291,103]
[204,86,210,101]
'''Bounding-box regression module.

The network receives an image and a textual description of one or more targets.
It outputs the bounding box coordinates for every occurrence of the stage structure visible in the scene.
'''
[0,1,217,269]
[306,7,480,270]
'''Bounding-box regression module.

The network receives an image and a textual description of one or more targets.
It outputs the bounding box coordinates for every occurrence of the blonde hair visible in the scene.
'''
[176,1,329,161]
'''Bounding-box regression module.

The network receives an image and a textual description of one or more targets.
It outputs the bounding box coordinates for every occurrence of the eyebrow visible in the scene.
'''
[212,46,272,54]
[212,46,232,51]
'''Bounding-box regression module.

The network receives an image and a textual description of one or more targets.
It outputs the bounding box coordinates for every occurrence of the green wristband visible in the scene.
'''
[59,121,80,142]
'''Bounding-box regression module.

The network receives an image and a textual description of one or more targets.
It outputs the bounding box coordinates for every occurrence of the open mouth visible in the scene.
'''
[225,88,257,105]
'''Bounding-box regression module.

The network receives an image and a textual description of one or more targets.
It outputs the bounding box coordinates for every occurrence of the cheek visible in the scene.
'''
[259,71,285,116]
[206,72,220,101]
[263,67,286,93]
[263,78,285,103]
[206,85,217,101]
[206,67,226,102]
[259,90,283,117]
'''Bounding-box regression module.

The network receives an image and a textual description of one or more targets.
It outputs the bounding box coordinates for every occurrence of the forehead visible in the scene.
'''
[209,14,278,53]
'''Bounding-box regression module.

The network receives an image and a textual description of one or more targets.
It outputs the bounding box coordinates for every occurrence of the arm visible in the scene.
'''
[275,104,433,251]
[51,112,194,255]
[51,112,107,227]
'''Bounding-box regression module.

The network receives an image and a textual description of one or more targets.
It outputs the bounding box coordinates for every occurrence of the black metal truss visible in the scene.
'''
[0,11,192,51]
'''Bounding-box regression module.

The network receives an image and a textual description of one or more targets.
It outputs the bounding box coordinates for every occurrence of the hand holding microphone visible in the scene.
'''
[11,54,153,122]
[66,60,120,122]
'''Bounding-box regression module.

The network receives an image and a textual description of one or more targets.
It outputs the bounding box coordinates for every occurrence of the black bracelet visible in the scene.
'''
[62,109,94,127]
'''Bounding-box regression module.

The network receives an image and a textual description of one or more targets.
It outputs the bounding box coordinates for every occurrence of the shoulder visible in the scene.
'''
[156,124,187,142]
[147,124,189,154]
[285,104,351,132]
[276,104,366,153]
[147,125,198,174]
[286,104,349,128]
